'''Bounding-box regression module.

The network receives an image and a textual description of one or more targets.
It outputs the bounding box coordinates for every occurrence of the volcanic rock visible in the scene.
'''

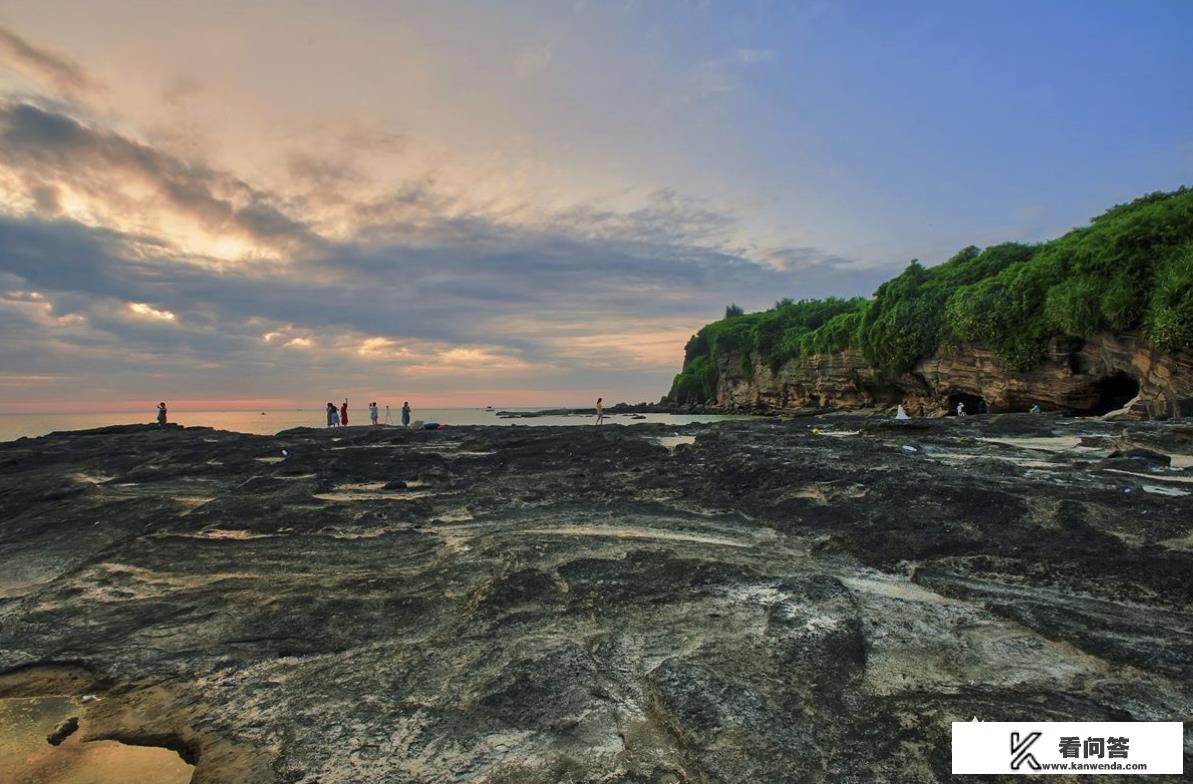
[47,715,79,745]
[0,417,1190,781]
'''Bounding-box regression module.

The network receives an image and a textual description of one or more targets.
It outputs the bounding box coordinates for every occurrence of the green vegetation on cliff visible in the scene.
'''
[670,187,1193,403]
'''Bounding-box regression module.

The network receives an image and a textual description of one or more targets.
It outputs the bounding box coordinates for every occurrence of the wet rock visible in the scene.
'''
[47,715,79,745]
[1106,447,1172,466]
[0,416,1190,782]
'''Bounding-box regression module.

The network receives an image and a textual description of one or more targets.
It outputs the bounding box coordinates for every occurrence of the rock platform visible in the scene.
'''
[1,416,1190,782]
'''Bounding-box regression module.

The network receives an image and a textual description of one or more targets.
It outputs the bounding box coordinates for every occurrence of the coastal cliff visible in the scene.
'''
[712,333,1193,417]
[669,188,1193,418]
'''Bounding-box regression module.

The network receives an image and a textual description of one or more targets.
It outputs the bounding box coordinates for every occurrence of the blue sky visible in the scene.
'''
[0,1,1191,410]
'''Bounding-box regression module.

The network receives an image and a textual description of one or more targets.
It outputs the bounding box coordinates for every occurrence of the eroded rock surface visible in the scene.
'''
[713,332,1193,418]
[0,417,1191,782]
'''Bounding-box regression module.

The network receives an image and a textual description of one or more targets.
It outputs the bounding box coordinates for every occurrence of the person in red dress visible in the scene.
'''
[340,399,349,426]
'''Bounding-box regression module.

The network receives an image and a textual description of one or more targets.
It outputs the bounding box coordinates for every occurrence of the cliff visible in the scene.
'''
[712,332,1193,418]
[670,188,1193,417]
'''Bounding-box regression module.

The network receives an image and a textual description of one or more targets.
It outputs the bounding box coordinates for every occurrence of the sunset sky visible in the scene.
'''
[2,1,1192,411]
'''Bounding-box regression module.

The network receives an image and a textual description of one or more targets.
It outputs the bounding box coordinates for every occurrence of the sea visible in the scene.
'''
[0,408,754,443]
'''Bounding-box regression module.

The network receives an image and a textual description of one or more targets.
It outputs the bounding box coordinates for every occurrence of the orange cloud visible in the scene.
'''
[127,302,176,321]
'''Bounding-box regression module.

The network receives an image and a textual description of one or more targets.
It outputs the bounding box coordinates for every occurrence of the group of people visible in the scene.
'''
[325,399,411,428]
[893,399,1044,419]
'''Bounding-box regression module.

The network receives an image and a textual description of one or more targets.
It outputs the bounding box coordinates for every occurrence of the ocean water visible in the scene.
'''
[0,408,753,443]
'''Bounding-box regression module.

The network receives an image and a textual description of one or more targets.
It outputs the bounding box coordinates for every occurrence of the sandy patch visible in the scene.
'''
[518,526,749,548]
[791,483,868,504]
[654,436,696,450]
[188,529,280,540]
[0,696,193,784]
[313,488,434,502]
[931,452,1060,470]
[322,527,390,540]
[1141,484,1190,497]
[978,436,1107,455]
[173,496,214,508]
[839,572,956,606]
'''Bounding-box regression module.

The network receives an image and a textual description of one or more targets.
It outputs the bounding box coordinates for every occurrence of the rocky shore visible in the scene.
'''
[1,416,1191,782]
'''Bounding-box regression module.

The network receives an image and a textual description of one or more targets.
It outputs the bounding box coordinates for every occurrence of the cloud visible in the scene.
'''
[161,76,202,106]
[128,302,176,321]
[755,245,857,272]
[0,26,102,97]
[0,83,872,406]
[0,186,833,403]
[356,336,397,357]
[0,373,62,386]
[339,125,407,157]
[0,101,316,258]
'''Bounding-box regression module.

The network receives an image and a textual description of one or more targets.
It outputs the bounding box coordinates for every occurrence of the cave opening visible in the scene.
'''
[1080,372,1140,416]
[947,392,986,416]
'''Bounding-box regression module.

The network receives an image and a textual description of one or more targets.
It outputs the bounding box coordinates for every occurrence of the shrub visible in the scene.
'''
[667,188,1193,401]
[1144,243,1193,351]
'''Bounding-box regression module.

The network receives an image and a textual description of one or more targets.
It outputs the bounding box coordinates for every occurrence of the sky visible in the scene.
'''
[1,1,1191,412]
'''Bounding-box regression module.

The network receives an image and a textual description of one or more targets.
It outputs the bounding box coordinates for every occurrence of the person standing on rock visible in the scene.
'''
[327,402,338,427]
[156,402,167,427]
[401,401,411,428]
[594,397,605,425]
[369,401,379,425]
[341,399,349,427]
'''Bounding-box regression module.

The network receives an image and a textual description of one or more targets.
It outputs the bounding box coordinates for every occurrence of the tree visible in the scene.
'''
[725,303,745,318]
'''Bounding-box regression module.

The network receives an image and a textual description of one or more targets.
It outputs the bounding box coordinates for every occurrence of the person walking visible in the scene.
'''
[401,401,411,428]
[156,402,168,427]
[340,399,349,427]
[369,401,379,425]
[326,402,336,427]
[594,397,605,425]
